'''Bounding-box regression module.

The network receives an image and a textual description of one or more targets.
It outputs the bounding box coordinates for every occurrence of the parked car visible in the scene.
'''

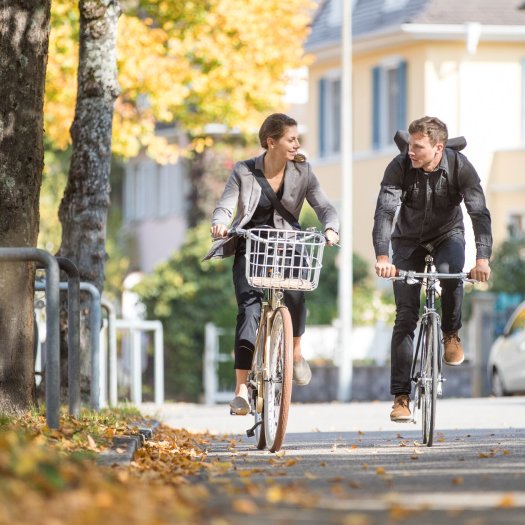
[488,301,525,396]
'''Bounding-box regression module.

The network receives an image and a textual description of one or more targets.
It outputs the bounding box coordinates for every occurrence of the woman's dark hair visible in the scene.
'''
[258,113,297,149]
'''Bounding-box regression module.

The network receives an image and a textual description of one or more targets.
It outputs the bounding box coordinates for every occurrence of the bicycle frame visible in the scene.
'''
[251,287,285,414]
[411,262,443,397]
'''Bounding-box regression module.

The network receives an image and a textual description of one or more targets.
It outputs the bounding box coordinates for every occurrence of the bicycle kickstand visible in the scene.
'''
[246,420,262,437]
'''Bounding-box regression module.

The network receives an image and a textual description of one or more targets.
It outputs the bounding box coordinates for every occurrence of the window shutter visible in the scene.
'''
[522,58,525,145]
[372,66,381,150]
[397,60,407,131]
[319,77,326,157]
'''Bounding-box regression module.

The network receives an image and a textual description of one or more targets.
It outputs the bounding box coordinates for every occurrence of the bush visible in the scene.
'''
[135,223,237,401]
[489,236,525,294]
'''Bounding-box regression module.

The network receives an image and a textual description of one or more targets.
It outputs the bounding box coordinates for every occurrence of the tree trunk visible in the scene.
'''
[0,1,51,411]
[58,0,120,393]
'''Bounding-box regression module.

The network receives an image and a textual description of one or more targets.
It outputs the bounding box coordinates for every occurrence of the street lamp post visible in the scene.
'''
[337,0,353,402]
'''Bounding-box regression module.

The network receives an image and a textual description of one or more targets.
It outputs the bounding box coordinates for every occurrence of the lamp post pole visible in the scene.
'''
[337,0,354,401]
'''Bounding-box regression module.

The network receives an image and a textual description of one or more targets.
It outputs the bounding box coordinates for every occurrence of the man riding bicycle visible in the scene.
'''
[372,116,492,422]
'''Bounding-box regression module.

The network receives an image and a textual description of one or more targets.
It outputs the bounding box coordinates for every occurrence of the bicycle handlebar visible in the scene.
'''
[391,269,477,283]
[212,227,330,244]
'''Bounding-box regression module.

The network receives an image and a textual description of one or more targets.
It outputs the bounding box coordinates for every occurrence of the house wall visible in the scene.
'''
[122,152,189,273]
[306,37,525,264]
[487,149,525,242]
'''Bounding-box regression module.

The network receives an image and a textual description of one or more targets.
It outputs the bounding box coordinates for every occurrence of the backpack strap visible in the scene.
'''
[245,159,302,230]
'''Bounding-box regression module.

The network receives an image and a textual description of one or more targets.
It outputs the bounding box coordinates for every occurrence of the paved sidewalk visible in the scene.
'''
[140,396,525,436]
[141,397,525,525]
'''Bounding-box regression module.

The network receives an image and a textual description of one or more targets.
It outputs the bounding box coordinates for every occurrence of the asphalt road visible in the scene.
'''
[141,397,525,524]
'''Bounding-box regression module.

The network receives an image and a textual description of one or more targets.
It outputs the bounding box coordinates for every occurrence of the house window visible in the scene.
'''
[319,74,341,158]
[124,158,187,222]
[383,0,410,12]
[372,59,407,150]
[508,212,525,238]
[328,0,341,26]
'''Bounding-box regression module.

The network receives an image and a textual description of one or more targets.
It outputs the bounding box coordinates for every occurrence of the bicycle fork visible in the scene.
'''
[410,311,445,423]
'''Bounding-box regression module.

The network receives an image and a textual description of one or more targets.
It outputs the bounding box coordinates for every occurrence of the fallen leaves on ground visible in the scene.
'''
[498,494,516,508]
[0,407,213,525]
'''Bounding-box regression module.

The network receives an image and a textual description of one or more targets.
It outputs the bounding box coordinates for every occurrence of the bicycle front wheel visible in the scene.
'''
[252,321,266,450]
[421,314,439,446]
[263,307,293,452]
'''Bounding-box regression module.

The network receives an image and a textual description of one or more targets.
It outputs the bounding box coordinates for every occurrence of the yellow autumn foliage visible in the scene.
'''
[45,0,315,162]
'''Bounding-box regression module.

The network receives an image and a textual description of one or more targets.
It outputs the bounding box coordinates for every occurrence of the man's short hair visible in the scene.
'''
[408,116,448,146]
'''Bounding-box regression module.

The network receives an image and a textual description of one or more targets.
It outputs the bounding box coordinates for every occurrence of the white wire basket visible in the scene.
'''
[244,228,326,291]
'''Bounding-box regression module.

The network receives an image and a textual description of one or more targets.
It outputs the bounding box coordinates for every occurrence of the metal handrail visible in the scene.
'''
[0,248,60,429]
[36,280,101,410]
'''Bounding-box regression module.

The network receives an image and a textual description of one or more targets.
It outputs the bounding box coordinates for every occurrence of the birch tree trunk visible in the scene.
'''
[58,0,121,392]
[0,1,51,411]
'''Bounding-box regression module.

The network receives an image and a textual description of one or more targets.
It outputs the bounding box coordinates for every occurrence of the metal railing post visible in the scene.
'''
[38,257,81,417]
[131,328,142,404]
[101,298,117,406]
[79,283,101,410]
[0,248,60,429]
[98,319,108,408]
[204,322,217,405]
[114,319,164,406]
[153,321,164,405]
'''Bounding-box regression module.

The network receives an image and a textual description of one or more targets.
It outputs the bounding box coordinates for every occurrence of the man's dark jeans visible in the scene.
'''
[390,236,465,395]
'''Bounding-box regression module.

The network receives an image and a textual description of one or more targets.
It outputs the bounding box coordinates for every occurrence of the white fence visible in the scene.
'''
[202,321,393,405]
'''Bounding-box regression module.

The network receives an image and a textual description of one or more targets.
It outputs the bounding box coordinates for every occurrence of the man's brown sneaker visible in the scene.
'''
[390,394,411,422]
[443,331,464,366]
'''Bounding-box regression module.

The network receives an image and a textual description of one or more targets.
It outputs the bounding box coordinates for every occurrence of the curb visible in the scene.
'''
[97,421,159,466]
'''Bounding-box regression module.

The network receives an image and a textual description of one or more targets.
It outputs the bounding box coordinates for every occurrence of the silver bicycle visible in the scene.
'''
[391,255,475,446]
[229,227,326,452]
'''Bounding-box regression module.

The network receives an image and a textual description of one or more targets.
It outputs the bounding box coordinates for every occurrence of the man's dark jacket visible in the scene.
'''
[372,149,492,260]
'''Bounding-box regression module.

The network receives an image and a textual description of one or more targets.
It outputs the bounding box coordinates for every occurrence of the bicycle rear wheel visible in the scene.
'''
[421,314,439,446]
[263,307,293,452]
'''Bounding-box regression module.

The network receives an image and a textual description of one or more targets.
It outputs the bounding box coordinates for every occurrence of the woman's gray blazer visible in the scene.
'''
[203,153,340,260]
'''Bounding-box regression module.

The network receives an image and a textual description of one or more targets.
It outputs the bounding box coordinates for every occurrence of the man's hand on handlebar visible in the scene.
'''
[375,255,397,278]
[469,259,491,283]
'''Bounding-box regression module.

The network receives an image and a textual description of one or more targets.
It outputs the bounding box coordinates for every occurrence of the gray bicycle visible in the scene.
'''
[391,255,475,446]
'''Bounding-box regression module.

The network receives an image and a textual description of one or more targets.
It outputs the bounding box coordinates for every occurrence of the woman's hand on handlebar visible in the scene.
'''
[375,255,397,278]
[210,223,228,238]
[324,228,339,246]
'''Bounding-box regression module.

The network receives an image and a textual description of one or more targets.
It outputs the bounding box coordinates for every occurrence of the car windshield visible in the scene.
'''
[508,306,525,336]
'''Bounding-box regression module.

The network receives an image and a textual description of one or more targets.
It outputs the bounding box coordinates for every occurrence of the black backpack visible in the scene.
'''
[393,130,465,206]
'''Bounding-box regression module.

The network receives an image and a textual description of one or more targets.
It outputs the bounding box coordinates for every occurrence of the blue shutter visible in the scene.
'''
[397,60,407,130]
[319,78,326,157]
[372,66,381,150]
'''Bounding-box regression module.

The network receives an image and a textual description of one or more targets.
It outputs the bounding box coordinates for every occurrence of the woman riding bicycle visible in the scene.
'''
[204,113,339,415]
